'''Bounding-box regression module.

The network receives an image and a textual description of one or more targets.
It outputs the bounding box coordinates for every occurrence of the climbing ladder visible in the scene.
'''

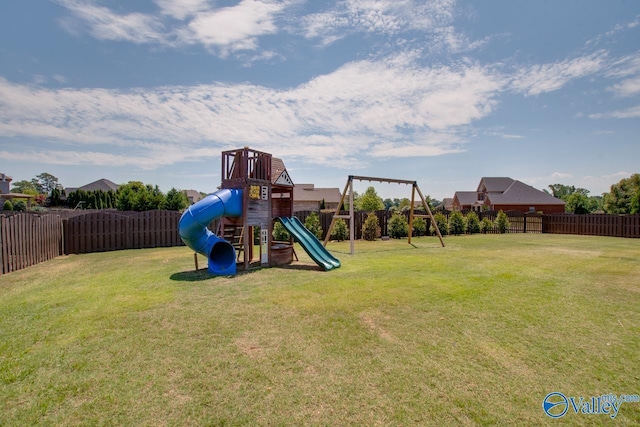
[222,224,244,261]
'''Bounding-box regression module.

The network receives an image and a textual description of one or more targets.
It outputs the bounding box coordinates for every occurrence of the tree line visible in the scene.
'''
[5,172,639,215]
[547,173,640,214]
[7,173,190,212]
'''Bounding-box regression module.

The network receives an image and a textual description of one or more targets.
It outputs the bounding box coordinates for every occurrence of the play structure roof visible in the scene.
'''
[271,157,294,187]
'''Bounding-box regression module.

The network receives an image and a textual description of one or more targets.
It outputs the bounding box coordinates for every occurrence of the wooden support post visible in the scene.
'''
[324,178,352,247]
[414,183,445,247]
[194,252,199,271]
[349,179,354,255]
[408,183,416,245]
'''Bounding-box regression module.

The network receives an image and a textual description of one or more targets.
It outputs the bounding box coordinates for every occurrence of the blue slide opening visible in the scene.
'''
[178,188,243,275]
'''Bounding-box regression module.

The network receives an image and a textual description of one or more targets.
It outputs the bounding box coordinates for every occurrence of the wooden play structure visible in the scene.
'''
[218,147,296,270]
[179,147,340,275]
[323,175,445,254]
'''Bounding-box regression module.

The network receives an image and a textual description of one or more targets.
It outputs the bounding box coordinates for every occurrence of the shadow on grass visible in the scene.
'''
[328,241,439,255]
[169,263,324,281]
[169,269,215,282]
[277,263,324,272]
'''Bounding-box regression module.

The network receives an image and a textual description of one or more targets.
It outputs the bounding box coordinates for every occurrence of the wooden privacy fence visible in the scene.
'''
[63,210,183,254]
[542,213,640,238]
[2,209,638,275]
[0,213,63,275]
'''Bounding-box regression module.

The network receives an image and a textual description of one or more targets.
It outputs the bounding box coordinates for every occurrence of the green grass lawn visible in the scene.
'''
[1,234,639,425]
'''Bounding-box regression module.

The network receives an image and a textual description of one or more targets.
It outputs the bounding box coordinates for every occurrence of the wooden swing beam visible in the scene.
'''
[323,175,445,255]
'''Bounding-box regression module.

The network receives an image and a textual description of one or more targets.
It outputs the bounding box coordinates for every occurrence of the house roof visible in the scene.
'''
[1,173,12,182]
[440,198,454,209]
[477,177,514,193]
[486,180,565,205]
[67,178,119,193]
[454,191,479,206]
[293,184,341,203]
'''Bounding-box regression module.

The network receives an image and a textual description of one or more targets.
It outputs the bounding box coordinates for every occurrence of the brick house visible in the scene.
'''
[293,184,342,212]
[453,177,565,213]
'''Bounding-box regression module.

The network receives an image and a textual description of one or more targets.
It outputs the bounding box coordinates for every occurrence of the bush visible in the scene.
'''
[272,221,290,241]
[2,200,13,211]
[330,218,349,241]
[304,212,323,240]
[13,200,26,212]
[362,212,381,241]
[480,217,494,233]
[388,213,409,239]
[448,211,466,235]
[430,212,449,236]
[466,212,480,234]
[495,210,510,234]
[412,217,427,236]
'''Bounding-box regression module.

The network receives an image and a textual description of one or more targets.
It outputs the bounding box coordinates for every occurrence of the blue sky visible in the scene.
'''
[1,0,639,201]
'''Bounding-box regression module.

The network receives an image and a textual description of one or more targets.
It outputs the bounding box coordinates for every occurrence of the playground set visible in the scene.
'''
[324,175,445,254]
[178,147,340,275]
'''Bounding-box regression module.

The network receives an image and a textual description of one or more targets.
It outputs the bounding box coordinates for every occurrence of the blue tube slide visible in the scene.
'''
[178,188,243,275]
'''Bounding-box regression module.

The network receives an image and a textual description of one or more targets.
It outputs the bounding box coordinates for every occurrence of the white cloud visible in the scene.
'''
[154,0,210,21]
[589,105,640,119]
[608,76,640,97]
[300,0,464,51]
[57,0,292,57]
[0,56,504,170]
[510,51,607,96]
[58,0,166,44]
[178,0,286,54]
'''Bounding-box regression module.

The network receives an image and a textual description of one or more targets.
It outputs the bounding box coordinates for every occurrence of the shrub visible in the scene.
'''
[495,210,510,234]
[430,212,448,236]
[388,213,409,239]
[466,212,480,234]
[480,217,494,233]
[330,218,349,241]
[304,212,323,239]
[13,200,27,212]
[272,221,290,241]
[412,217,427,236]
[448,211,466,235]
[361,212,381,241]
[2,200,13,211]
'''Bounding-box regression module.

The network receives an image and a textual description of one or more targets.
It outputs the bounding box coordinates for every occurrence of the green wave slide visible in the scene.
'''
[279,217,341,271]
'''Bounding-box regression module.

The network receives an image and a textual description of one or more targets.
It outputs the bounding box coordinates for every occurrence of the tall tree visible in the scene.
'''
[163,188,189,211]
[11,180,39,195]
[548,183,598,213]
[34,173,59,195]
[356,186,384,212]
[604,174,640,214]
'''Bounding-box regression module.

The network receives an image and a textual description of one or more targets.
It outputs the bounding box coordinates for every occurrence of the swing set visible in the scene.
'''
[323,175,445,254]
